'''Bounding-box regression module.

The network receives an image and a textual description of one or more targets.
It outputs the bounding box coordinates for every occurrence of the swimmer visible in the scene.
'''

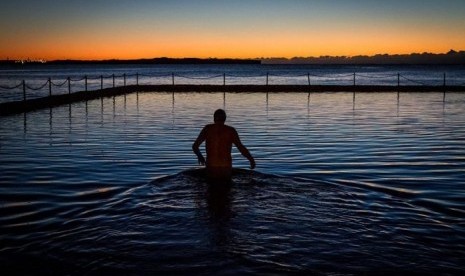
[192,109,255,181]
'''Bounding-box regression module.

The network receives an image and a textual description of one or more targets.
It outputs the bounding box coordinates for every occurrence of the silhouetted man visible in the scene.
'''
[192,109,255,181]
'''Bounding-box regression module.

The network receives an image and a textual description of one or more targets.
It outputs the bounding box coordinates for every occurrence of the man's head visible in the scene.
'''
[214,109,226,123]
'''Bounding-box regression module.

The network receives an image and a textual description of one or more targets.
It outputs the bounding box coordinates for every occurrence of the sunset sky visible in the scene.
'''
[1,0,465,60]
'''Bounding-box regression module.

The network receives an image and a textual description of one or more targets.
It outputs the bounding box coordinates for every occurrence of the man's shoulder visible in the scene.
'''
[204,124,237,133]
[205,123,235,129]
[223,124,237,132]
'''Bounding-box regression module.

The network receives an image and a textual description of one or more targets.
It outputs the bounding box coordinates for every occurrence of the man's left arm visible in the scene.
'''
[232,129,255,169]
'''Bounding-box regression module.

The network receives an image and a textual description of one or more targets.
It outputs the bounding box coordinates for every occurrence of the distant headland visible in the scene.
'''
[263,50,465,65]
[1,50,465,65]
[0,58,261,65]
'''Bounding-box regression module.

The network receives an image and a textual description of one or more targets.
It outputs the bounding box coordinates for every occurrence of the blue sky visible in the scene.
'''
[1,0,464,59]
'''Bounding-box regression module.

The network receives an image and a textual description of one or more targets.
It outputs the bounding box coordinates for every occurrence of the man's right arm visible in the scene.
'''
[192,127,206,166]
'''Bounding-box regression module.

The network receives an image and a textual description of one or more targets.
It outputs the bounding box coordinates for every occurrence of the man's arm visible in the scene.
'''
[232,129,256,169]
[192,127,206,166]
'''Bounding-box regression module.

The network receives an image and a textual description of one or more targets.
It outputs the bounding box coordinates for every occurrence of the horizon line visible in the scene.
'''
[2,50,464,62]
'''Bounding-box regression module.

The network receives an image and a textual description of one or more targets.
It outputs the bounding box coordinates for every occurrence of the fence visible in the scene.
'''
[1,72,464,103]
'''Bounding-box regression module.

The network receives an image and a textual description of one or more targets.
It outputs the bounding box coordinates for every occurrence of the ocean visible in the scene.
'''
[1,64,465,103]
[0,64,465,274]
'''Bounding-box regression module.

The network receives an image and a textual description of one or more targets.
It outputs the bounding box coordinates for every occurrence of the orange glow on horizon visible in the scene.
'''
[2,35,461,61]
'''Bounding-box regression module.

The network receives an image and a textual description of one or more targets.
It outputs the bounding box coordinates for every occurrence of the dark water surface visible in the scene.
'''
[1,92,464,274]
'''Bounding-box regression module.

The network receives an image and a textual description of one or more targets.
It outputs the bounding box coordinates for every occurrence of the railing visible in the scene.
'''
[1,72,464,103]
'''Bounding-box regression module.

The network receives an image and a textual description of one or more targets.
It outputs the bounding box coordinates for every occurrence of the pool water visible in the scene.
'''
[1,91,464,274]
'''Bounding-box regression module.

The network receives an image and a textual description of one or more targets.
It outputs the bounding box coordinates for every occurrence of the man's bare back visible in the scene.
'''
[192,109,255,180]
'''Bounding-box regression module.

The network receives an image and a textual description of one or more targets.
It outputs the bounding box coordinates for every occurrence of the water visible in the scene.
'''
[1,64,465,103]
[1,91,465,274]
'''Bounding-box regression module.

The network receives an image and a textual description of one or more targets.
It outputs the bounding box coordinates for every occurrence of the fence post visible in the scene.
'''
[22,80,26,101]
[266,72,269,86]
[443,73,446,102]
[136,73,139,86]
[124,74,126,86]
[68,77,71,94]
[307,73,311,86]
[100,75,103,90]
[48,78,52,97]
[223,73,226,86]
[112,74,115,88]
[85,76,88,92]
[172,73,175,86]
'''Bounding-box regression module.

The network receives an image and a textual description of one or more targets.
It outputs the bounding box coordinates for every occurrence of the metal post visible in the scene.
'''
[353,73,356,86]
[266,72,269,86]
[443,73,446,102]
[223,73,226,86]
[100,75,103,90]
[48,78,52,97]
[22,80,26,101]
[124,74,126,86]
[112,74,115,88]
[397,73,400,87]
[68,77,71,94]
[136,73,139,86]
[307,73,311,86]
[172,73,175,86]
[85,76,88,92]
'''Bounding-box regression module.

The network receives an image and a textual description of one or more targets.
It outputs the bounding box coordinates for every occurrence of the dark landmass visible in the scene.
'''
[262,50,465,65]
[50,57,262,65]
[2,50,465,65]
[0,58,261,65]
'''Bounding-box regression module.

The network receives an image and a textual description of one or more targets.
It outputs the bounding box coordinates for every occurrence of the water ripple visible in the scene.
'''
[1,92,465,274]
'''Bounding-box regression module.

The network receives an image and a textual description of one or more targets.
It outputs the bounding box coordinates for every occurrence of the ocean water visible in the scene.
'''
[1,64,465,103]
[1,91,465,274]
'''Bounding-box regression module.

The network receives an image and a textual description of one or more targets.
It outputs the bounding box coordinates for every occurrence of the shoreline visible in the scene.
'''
[1,84,464,116]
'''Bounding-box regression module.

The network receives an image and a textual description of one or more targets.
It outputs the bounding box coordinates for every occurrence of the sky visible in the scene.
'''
[1,0,465,60]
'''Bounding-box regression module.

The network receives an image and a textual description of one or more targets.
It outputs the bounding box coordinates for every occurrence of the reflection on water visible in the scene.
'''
[17,91,454,136]
[1,92,465,274]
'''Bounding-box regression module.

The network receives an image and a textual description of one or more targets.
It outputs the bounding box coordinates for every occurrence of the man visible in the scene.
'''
[192,109,255,181]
